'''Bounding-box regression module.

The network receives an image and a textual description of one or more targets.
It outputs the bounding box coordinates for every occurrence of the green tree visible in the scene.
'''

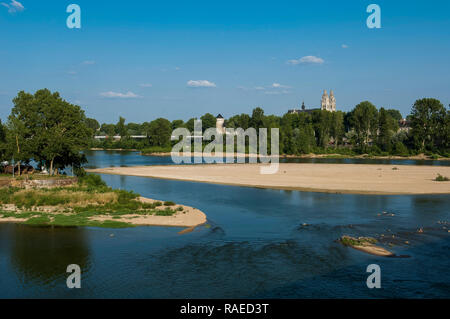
[8,89,91,175]
[0,120,7,161]
[148,118,172,147]
[116,116,128,138]
[377,108,393,152]
[250,107,265,130]
[100,123,116,136]
[312,110,332,148]
[409,98,447,152]
[185,118,196,133]
[351,101,379,151]
[200,113,217,132]
[171,120,185,130]
[227,114,250,130]
[85,118,100,135]
[330,111,345,147]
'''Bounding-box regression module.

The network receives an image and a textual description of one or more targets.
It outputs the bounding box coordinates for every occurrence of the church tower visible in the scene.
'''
[329,90,336,112]
[321,90,330,111]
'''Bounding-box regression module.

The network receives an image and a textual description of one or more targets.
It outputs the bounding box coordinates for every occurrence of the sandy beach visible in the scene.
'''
[88,163,450,195]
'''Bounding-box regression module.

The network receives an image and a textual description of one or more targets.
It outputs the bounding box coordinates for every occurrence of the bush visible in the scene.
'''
[164,201,176,206]
[74,167,86,177]
[393,142,409,157]
[78,174,107,188]
[435,174,449,182]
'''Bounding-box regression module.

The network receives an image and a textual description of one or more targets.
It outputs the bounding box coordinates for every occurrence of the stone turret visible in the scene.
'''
[216,114,225,134]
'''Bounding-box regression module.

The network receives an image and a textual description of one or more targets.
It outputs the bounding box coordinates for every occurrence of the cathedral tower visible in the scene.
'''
[321,90,330,111]
[329,90,336,112]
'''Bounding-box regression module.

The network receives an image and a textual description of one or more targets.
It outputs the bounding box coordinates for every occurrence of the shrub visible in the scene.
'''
[393,142,409,157]
[164,201,176,206]
[74,167,87,177]
[78,174,107,188]
[155,208,176,216]
[435,174,449,182]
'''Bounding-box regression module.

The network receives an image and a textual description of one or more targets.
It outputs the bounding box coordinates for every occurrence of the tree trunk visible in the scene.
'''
[50,158,54,176]
[16,135,21,176]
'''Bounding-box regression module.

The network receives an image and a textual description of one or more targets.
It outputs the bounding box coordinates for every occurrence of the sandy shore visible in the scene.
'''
[87,163,450,195]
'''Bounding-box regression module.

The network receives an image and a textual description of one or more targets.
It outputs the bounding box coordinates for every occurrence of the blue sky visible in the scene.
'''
[1,0,449,123]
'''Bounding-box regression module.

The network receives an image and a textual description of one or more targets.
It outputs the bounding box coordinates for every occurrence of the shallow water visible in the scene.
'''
[0,151,449,298]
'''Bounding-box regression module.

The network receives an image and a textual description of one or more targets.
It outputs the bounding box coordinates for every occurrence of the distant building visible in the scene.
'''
[288,90,337,114]
[398,118,411,133]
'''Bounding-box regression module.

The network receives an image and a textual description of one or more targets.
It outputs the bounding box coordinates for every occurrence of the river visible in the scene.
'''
[0,151,449,298]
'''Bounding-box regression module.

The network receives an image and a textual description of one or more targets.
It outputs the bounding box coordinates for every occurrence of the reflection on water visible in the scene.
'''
[10,226,91,286]
[0,150,449,298]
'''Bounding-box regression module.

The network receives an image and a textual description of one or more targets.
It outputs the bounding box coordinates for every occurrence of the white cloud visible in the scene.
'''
[100,91,141,99]
[81,60,96,65]
[1,0,24,13]
[272,83,291,89]
[287,55,325,65]
[139,83,153,88]
[342,44,349,49]
[264,90,291,95]
[187,80,216,88]
[238,83,291,92]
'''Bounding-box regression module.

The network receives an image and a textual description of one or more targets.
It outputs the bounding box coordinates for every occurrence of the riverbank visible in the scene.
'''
[87,163,450,195]
[138,151,450,161]
[0,176,206,228]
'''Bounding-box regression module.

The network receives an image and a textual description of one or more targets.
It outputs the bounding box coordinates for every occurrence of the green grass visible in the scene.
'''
[340,236,377,247]
[23,215,51,226]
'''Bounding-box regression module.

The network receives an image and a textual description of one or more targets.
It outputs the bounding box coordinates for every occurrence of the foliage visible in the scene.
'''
[435,174,449,182]
[4,89,91,174]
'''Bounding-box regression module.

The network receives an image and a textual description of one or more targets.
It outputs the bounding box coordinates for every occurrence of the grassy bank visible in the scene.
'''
[0,174,182,228]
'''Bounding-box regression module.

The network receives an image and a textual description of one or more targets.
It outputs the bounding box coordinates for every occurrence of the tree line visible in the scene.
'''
[89,98,449,157]
[0,89,448,175]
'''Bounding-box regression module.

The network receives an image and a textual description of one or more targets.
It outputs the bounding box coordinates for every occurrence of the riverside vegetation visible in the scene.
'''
[86,99,449,159]
[0,90,448,165]
[0,174,182,228]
